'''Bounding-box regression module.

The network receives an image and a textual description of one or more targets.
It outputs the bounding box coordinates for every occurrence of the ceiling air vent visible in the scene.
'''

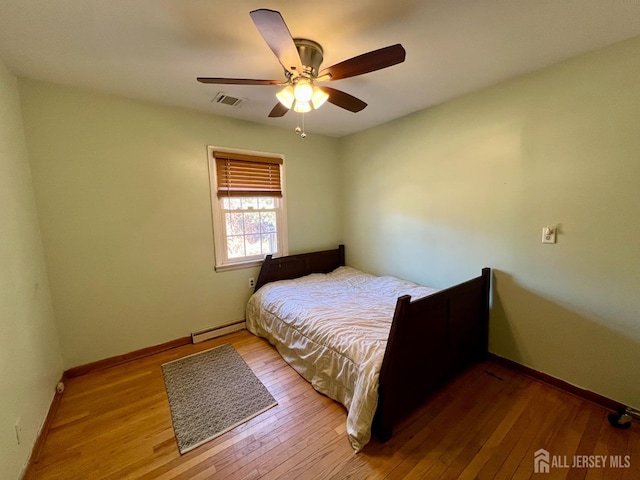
[212,92,244,107]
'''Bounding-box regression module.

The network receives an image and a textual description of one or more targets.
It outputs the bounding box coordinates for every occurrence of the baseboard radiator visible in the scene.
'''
[191,320,246,344]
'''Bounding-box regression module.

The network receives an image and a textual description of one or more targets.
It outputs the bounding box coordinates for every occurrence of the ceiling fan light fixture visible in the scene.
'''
[293,78,314,103]
[279,80,328,113]
[276,85,295,109]
[293,101,312,113]
[311,87,329,109]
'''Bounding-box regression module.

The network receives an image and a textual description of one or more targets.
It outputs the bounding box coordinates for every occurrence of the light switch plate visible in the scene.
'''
[542,227,556,244]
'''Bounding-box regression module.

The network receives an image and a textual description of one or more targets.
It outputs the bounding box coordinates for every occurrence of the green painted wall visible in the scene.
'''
[19,79,342,369]
[0,61,63,478]
[340,36,640,409]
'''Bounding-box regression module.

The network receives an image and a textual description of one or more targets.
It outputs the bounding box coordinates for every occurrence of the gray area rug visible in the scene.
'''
[161,343,277,454]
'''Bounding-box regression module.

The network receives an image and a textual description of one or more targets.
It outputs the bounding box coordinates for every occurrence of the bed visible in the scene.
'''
[245,245,490,451]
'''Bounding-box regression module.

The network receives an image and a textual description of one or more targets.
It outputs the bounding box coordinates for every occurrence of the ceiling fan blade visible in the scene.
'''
[319,44,406,81]
[197,77,283,86]
[250,9,303,74]
[268,102,289,118]
[321,87,367,112]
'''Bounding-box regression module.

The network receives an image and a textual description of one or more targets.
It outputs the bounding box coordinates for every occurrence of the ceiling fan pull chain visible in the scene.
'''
[294,112,302,135]
[294,111,306,138]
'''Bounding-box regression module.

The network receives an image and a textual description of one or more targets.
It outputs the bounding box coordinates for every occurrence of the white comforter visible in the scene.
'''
[245,266,438,451]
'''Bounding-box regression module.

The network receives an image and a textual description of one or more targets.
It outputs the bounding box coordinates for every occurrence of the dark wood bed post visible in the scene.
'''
[480,267,491,359]
[338,244,345,267]
[254,254,274,292]
[375,295,411,442]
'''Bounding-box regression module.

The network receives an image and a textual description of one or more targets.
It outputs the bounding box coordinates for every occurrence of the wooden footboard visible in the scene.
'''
[373,267,491,441]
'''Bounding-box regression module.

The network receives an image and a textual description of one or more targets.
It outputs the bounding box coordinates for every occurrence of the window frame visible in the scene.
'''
[207,146,289,272]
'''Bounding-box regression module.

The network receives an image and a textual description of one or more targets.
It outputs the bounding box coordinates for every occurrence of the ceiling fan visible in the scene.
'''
[197,9,406,118]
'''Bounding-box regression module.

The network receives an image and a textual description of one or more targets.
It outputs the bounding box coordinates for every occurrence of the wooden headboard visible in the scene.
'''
[254,245,345,292]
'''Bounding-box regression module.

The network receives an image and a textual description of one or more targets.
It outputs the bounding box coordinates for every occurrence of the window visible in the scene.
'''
[208,147,288,271]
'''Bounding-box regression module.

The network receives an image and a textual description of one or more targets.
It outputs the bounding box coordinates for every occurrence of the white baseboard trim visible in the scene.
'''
[191,320,246,344]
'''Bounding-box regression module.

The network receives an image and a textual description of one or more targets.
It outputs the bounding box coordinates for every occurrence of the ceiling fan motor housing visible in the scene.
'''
[293,38,324,77]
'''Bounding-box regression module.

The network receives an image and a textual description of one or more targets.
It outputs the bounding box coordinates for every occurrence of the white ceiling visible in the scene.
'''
[1,0,640,138]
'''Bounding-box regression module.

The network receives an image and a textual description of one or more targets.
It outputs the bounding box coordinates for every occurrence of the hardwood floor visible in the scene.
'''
[27,330,639,479]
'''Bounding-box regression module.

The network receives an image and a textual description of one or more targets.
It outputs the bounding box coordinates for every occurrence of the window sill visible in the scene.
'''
[214,259,263,273]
